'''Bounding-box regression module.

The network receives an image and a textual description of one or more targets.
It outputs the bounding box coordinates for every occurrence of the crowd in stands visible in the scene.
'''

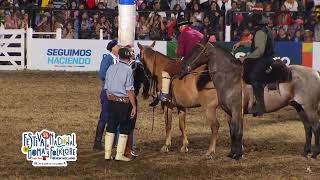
[0,0,320,41]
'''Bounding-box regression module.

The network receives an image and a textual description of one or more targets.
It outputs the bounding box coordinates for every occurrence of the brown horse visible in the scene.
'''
[138,42,219,155]
[180,39,320,160]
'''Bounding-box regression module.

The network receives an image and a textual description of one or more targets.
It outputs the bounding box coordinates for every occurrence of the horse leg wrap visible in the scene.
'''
[161,71,171,94]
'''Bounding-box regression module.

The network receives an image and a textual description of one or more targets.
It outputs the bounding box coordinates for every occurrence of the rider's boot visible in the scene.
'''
[159,71,171,102]
[251,82,266,117]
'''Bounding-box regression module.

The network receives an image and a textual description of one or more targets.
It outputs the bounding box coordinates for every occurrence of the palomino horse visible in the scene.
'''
[138,42,219,155]
[180,38,320,160]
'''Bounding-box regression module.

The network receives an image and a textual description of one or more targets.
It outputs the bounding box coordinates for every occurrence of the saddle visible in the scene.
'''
[243,60,292,90]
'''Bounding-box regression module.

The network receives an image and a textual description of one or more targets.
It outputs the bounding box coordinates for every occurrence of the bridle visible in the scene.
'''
[187,42,209,69]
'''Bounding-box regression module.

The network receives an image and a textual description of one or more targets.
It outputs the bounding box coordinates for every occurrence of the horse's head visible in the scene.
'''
[132,61,151,100]
[137,41,156,67]
[180,37,213,79]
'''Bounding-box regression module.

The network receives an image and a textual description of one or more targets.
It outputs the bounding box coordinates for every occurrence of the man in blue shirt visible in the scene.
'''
[104,47,137,162]
[93,40,119,151]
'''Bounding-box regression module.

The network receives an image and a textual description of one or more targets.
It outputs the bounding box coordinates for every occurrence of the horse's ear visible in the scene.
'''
[150,41,156,48]
[138,42,143,50]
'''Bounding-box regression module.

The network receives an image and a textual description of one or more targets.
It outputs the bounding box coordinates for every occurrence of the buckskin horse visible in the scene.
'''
[138,42,219,155]
[180,37,320,160]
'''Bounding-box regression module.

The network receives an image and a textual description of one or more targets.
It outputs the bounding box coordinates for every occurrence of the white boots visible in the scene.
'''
[115,134,132,161]
[104,133,115,160]
[104,133,131,162]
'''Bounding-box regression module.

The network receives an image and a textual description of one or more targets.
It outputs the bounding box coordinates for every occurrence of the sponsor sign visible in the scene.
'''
[27,39,167,71]
[21,129,77,167]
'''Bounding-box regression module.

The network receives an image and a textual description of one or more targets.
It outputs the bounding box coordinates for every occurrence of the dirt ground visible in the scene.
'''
[0,71,319,180]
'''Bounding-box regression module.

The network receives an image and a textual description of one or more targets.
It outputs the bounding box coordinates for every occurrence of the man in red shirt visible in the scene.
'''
[159,21,203,102]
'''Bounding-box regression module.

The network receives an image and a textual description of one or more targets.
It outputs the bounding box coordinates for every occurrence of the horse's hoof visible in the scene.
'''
[203,154,214,160]
[180,146,188,153]
[161,146,170,153]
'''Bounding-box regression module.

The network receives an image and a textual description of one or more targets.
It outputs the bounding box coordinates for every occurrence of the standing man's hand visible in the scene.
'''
[130,106,137,119]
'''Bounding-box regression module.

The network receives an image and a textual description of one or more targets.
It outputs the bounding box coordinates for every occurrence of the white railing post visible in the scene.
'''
[100,29,103,40]
[225,25,231,42]
[56,28,62,39]
[26,28,33,68]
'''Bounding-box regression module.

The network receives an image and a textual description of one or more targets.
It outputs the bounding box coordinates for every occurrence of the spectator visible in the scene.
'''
[205,1,221,31]
[166,15,177,40]
[190,3,203,22]
[20,13,28,30]
[70,0,77,9]
[170,0,186,10]
[148,13,165,40]
[240,27,253,43]
[217,0,232,12]
[304,29,314,42]
[190,15,202,32]
[275,5,292,31]
[202,16,214,35]
[79,11,93,39]
[275,27,290,41]
[36,13,51,32]
[95,15,112,39]
[62,22,75,39]
[171,4,184,22]
[138,2,150,19]
[87,0,96,9]
[199,0,209,10]
[106,0,117,9]
[149,1,166,19]
[110,15,118,39]
[314,18,320,41]
[137,16,150,39]
[284,0,298,11]
[293,29,303,42]
[4,15,18,29]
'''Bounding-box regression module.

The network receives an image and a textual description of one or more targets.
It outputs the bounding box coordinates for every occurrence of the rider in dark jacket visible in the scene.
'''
[234,13,275,116]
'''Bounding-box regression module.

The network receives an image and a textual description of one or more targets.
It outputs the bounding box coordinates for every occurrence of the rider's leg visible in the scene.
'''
[159,71,171,102]
[249,59,268,116]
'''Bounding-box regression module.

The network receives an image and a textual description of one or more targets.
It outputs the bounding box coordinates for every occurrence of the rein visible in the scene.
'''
[188,42,208,68]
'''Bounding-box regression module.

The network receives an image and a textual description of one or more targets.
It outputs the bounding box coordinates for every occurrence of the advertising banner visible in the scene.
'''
[27,39,167,71]
[167,41,302,65]
[274,42,302,65]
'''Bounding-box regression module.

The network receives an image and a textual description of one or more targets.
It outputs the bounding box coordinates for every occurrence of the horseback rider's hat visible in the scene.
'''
[177,20,192,27]
[107,40,118,52]
[119,47,134,59]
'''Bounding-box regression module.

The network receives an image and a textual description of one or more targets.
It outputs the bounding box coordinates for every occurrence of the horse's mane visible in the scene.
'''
[210,42,242,66]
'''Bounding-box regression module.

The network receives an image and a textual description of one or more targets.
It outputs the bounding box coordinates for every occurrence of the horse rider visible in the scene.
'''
[234,13,275,116]
[104,47,137,161]
[93,40,119,151]
[159,20,204,102]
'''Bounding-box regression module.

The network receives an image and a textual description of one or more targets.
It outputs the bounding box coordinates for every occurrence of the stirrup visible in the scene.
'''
[159,92,169,102]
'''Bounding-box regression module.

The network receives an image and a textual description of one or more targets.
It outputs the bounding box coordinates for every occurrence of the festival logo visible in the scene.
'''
[21,129,77,167]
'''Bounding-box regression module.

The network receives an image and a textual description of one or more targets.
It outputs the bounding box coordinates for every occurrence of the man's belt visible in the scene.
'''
[107,95,130,103]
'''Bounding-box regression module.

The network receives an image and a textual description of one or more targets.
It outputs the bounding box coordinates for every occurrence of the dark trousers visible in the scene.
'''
[106,100,132,135]
[244,56,273,112]
[99,89,109,123]
[93,89,109,145]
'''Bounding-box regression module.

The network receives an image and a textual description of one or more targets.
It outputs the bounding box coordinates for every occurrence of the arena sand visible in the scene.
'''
[0,71,319,179]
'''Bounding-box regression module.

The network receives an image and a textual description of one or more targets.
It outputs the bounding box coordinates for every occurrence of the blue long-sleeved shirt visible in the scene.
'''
[99,53,118,89]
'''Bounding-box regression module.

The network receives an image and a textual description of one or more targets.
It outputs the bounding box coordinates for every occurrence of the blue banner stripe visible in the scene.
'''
[119,0,136,5]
